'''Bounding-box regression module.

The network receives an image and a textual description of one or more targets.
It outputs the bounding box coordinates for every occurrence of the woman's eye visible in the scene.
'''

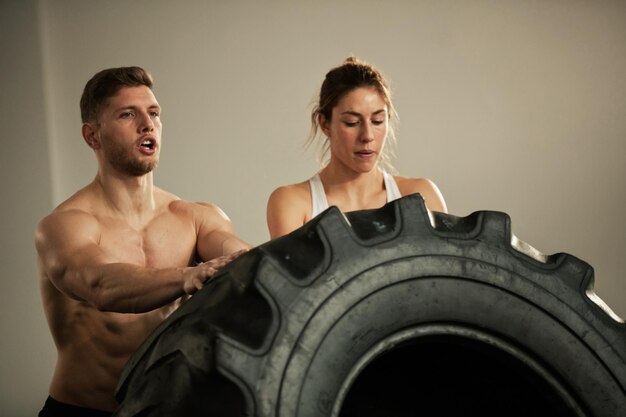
[344,121,359,127]
[372,119,385,125]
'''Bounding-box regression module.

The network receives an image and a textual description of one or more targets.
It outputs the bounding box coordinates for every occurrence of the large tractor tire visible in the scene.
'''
[113,194,625,417]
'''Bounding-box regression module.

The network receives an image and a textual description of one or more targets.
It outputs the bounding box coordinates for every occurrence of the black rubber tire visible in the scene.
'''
[113,194,626,417]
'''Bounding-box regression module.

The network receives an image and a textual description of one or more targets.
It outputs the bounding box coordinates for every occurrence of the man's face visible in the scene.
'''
[95,86,162,176]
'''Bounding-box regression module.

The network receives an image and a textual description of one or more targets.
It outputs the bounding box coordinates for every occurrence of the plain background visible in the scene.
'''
[1,0,625,415]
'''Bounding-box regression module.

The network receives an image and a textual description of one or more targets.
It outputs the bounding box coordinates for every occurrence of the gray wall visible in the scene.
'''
[2,0,625,414]
[1,0,56,415]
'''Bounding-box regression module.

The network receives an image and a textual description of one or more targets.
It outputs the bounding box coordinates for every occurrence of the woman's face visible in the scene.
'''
[321,86,389,174]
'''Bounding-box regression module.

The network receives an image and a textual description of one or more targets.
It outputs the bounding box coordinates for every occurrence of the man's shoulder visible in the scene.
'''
[36,184,106,241]
[38,205,99,236]
[41,190,97,224]
[166,197,218,213]
[166,198,231,226]
[35,205,101,257]
[45,182,100,216]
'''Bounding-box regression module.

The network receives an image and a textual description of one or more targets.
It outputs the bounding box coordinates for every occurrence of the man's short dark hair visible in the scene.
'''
[80,66,153,123]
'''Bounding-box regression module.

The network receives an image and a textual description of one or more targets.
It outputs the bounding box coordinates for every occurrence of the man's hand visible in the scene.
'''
[183,250,247,295]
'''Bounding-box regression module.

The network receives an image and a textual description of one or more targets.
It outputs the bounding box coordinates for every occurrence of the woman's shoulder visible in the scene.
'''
[393,175,448,213]
[267,179,314,218]
[268,180,312,204]
[267,179,315,239]
[393,175,437,192]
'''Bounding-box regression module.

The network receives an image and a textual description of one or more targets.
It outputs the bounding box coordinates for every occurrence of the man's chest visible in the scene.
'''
[97,215,198,268]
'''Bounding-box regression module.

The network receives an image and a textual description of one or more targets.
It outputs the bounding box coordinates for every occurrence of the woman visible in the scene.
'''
[267,57,446,239]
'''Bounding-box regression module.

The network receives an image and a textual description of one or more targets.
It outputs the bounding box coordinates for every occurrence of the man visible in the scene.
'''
[35,67,251,416]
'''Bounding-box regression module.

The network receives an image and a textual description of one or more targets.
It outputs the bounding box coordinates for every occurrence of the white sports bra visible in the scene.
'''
[309,170,402,218]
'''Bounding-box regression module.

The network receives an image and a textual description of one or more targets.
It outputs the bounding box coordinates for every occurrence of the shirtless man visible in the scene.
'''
[35,67,251,416]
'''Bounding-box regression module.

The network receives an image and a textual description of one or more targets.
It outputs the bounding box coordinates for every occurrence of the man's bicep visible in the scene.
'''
[195,204,250,261]
[35,212,110,299]
[200,229,251,260]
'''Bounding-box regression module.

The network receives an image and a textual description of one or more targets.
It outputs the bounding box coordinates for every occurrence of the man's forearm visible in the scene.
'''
[64,263,187,313]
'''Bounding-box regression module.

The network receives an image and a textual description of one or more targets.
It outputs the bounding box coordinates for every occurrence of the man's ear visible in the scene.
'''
[319,114,330,137]
[82,122,101,150]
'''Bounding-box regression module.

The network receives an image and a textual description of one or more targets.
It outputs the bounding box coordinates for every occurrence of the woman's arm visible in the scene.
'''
[266,184,311,239]
[396,177,448,213]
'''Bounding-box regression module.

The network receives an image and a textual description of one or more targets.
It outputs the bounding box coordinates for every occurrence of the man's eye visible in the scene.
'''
[150,111,160,117]
[120,112,134,119]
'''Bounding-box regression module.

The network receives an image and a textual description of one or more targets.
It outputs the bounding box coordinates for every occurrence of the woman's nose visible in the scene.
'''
[360,122,374,142]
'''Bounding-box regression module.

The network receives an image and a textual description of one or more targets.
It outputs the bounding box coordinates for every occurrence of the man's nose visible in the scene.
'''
[138,112,154,132]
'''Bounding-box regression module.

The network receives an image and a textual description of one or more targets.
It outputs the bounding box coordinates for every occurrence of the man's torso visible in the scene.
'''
[40,188,203,410]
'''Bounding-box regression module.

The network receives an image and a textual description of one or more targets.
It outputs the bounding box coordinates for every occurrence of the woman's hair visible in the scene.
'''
[80,66,153,123]
[308,57,398,170]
